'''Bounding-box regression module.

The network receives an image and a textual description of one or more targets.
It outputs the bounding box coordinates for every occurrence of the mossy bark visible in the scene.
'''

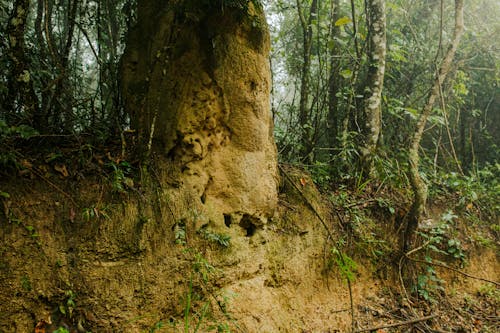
[4,0,39,124]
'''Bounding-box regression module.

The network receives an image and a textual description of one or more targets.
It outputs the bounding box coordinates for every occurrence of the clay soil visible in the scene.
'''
[0,161,498,332]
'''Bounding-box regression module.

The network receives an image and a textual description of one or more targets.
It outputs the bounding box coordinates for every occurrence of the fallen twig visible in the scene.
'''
[354,314,437,332]
[406,256,500,287]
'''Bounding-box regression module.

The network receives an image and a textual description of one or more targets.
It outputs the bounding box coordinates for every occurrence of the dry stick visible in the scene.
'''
[354,314,437,333]
[406,256,500,287]
[278,164,356,332]
[437,71,463,175]
[11,148,77,206]
[29,167,77,206]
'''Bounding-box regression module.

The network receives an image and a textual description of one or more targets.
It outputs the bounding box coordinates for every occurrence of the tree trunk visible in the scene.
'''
[296,0,318,163]
[327,0,342,152]
[359,0,386,178]
[405,0,464,250]
[3,0,39,125]
[121,0,278,229]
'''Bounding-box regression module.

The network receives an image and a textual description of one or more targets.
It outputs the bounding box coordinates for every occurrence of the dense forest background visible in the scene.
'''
[0,0,498,235]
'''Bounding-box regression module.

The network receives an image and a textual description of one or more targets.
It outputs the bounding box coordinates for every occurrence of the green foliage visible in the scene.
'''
[417,211,465,262]
[174,222,187,246]
[198,228,231,248]
[413,210,470,302]
[330,245,357,283]
[52,327,70,333]
[59,290,76,318]
[149,321,165,333]
[305,161,331,189]
[82,205,111,221]
[21,275,32,291]
[25,225,40,239]
[107,161,134,194]
[176,250,234,332]
[0,120,39,140]
[415,265,444,303]
[429,164,500,220]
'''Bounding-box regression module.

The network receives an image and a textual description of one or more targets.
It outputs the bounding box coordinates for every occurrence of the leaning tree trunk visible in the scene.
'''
[359,0,386,178]
[121,0,278,230]
[405,0,464,250]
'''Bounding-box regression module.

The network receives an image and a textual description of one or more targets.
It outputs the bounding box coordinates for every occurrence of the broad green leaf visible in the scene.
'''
[340,69,353,79]
[335,16,352,26]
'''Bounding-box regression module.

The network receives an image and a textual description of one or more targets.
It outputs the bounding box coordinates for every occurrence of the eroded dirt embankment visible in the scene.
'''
[1,165,498,332]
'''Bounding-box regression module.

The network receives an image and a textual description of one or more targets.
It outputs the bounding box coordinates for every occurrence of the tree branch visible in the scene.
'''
[406,256,500,287]
[354,314,437,332]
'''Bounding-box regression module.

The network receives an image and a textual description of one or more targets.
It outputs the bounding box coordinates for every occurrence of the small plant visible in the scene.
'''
[446,238,465,261]
[82,204,110,221]
[25,225,40,239]
[417,211,466,264]
[182,251,215,333]
[174,221,187,245]
[107,161,134,194]
[149,321,165,333]
[59,290,76,318]
[21,275,32,291]
[179,250,235,332]
[414,265,444,303]
[198,228,231,248]
[52,327,70,333]
[306,161,331,189]
[0,120,39,140]
[330,246,358,283]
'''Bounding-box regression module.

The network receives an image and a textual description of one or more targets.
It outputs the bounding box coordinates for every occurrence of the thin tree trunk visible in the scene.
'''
[296,0,318,163]
[405,0,464,250]
[327,0,342,151]
[360,0,386,178]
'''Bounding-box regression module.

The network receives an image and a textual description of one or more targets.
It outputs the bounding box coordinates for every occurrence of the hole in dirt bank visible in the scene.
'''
[224,214,232,228]
[239,214,257,237]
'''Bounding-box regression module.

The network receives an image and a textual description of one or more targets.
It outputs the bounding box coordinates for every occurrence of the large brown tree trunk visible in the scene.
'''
[121,0,278,229]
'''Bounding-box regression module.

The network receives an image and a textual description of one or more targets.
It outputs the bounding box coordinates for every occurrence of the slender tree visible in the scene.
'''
[359,0,386,178]
[296,0,318,162]
[327,0,342,151]
[405,0,464,249]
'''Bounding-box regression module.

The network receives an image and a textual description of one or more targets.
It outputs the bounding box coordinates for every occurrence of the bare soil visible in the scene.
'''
[0,163,498,332]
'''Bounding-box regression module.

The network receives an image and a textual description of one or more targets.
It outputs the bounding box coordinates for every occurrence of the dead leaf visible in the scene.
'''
[54,164,69,177]
[300,178,307,186]
[106,151,121,164]
[20,159,33,169]
[34,320,46,333]
[69,207,76,223]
